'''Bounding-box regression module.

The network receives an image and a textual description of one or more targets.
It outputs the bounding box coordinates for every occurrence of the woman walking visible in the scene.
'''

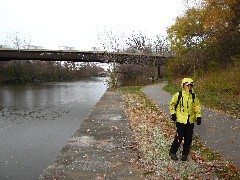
[169,78,202,161]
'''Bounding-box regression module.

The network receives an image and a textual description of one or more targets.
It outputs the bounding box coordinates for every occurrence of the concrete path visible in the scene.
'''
[141,82,240,170]
[39,91,143,180]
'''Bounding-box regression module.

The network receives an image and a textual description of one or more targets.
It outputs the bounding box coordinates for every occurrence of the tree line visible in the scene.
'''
[0,60,105,84]
[167,0,240,78]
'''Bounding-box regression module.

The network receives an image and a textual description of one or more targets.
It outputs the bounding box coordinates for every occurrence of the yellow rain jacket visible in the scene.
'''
[170,78,202,124]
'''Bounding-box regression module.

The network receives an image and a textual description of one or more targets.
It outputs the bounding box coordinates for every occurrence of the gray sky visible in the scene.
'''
[0,0,185,50]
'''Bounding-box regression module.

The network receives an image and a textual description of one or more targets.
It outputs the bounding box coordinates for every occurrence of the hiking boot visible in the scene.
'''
[169,152,178,161]
[181,154,188,161]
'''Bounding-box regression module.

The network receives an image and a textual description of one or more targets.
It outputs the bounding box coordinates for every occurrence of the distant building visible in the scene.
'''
[91,47,105,52]
[59,46,75,50]
[0,44,9,49]
[28,45,45,50]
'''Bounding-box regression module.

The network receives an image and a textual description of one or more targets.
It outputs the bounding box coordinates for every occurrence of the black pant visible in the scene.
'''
[170,121,194,155]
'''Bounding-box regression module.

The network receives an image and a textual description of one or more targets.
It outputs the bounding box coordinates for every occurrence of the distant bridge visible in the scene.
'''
[0,49,168,65]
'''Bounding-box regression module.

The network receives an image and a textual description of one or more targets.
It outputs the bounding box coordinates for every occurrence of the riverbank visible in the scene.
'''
[38,91,143,179]
[39,87,239,179]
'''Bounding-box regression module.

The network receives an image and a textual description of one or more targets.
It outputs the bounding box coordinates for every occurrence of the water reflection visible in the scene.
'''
[0,77,107,180]
[1,79,107,107]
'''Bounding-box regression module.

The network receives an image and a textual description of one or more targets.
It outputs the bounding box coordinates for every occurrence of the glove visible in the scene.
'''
[197,117,201,125]
[171,114,177,122]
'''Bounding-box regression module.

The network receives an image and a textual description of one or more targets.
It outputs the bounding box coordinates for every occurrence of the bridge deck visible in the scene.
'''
[0,49,167,64]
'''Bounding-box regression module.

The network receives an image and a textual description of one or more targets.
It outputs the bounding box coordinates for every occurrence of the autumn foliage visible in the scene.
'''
[166,0,240,117]
[167,0,240,77]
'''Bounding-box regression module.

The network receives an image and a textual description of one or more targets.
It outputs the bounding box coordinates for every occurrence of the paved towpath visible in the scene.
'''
[39,91,143,180]
[141,82,240,170]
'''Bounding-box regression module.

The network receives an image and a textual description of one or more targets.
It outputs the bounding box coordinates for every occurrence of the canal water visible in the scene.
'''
[0,78,108,180]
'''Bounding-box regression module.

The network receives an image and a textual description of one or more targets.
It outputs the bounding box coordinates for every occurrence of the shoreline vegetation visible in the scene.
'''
[163,64,240,119]
[118,86,239,179]
[0,60,108,84]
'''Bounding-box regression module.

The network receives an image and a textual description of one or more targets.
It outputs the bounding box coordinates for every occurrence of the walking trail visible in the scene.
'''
[141,82,240,170]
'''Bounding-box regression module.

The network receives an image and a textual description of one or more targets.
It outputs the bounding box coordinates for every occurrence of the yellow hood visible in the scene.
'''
[182,77,193,87]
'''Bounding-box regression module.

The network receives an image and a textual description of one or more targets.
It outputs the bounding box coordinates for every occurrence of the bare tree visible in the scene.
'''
[182,0,203,10]
[125,31,153,54]
[97,27,127,52]
[4,32,32,82]
[153,35,172,56]
[97,29,170,86]
[6,31,31,49]
[96,27,128,88]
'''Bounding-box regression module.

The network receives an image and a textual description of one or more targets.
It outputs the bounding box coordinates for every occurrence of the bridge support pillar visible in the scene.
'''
[157,62,161,79]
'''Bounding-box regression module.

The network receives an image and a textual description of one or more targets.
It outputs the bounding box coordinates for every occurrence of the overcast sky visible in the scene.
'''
[0,0,185,50]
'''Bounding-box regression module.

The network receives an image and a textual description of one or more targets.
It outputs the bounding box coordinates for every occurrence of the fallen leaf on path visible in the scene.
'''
[167,166,177,173]
[111,162,123,168]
